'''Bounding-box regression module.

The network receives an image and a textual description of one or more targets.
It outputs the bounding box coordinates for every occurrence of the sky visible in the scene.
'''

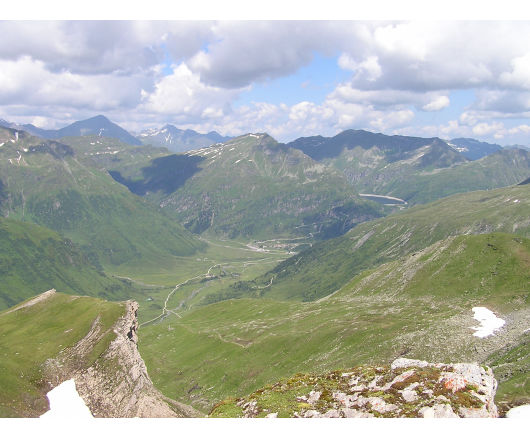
[2,3,530,145]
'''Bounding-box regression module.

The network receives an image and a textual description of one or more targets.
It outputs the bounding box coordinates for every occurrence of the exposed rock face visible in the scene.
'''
[44,301,200,418]
[210,357,499,418]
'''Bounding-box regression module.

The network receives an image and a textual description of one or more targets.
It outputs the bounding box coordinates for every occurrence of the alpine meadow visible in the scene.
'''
[0,18,529,424]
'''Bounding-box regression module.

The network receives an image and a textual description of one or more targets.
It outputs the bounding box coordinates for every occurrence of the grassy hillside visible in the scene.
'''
[376,149,530,205]
[0,127,204,268]
[0,292,125,417]
[287,130,529,206]
[0,217,135,310]
[219,185,530,302]
[139,233,529,413]
[141,133,382,239]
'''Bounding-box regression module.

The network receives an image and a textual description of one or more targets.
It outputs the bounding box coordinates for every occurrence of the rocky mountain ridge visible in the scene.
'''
[137,124,231,152]
[210,357,499,418]
[4,290,200,417]
[0,115,141,146]
[55,299,199,417]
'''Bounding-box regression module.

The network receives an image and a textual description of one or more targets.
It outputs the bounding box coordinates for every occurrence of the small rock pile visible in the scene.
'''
[212,358,498,418]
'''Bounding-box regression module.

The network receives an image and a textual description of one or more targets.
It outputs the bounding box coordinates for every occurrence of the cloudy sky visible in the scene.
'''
[2,12,530,144]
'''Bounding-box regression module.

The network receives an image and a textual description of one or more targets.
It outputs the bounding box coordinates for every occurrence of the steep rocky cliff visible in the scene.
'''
[0,290,200,417]
[42,299,200,417]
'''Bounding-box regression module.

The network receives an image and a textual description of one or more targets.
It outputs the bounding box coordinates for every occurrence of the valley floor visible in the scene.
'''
[104,236,290,324]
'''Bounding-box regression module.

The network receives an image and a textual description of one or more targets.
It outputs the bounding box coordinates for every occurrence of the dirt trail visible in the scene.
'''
[139,264,221,328]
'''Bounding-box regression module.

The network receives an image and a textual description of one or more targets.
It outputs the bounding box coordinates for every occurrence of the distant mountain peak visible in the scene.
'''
[137,125,232,153]
[89,114,110,122]
[449,137,502,160]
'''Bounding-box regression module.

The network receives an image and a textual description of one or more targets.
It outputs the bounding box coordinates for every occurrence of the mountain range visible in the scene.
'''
[0,116,231,151]
[108,133,384,239]
[447,137,503,160]
[137,124,231,152]
[0,113,529,418]
[286,129,529,205]
[0,126,204,268]
[223,184,530,302]
[0,115,141,146]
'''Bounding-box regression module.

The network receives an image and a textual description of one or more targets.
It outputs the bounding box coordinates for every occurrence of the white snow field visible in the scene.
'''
[470,307,506,338]
[40,379,93,418]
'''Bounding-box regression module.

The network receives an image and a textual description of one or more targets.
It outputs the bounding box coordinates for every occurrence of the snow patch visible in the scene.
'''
[0,142,4,147]
[513,199,520,203]
[234,159,242,164]
[506,404,530,418]
[470,307,505,338]
[40,379,93,418]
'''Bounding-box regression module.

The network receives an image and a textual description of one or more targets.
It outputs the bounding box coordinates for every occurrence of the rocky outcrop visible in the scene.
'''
[43,300,201,417]
[210,357,499,418]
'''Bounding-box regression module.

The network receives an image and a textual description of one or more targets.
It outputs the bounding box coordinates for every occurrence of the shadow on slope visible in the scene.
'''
[109,154,205,196]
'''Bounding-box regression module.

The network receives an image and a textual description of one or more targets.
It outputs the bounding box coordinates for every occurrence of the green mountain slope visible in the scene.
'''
[287,130,467,198]
[372,149,530,205]
[139,233,529,412]
[287,130,529,206]
[0,291,198,417]
[222,185,530,302]
[0,292,125,416]
[0,127,203,267]
[0,217,135,310]
[110,133,383,240]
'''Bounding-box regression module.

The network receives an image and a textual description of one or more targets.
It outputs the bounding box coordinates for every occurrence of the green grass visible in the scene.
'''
[0,128,204,269]
[230,185,530,302]
[139,232,529,413]
[0,292,125,417]
[365,149,530,205]
[109,236,289,324]
[486,334,530,415]
[107,133,383,240]
[310,134,529,206]
[0,217,136,310]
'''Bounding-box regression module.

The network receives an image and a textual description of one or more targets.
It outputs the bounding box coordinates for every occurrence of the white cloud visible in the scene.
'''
[0,21,213,75]
[422,95,450,111]
[1,20,530,146]
[499,52,530,90]
[139,63,243,121]
[508,124,530,135]
[187,21,360,88]
[472,121,505,136]
[331,83,450,112]
[472,89,530,114]
[0,56,150,110]
[338,54,382,81]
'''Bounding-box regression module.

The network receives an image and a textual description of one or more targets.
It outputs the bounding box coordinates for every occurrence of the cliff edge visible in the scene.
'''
[40,298,200,417]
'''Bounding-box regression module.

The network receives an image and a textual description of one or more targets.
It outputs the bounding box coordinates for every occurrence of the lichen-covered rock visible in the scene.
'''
[209,357,499,418]
[391,358,430,370]
[419,404,459,418]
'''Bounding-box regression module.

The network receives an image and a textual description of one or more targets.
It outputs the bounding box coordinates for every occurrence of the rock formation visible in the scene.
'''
[43,300,200,417]
[210,357,499,418]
